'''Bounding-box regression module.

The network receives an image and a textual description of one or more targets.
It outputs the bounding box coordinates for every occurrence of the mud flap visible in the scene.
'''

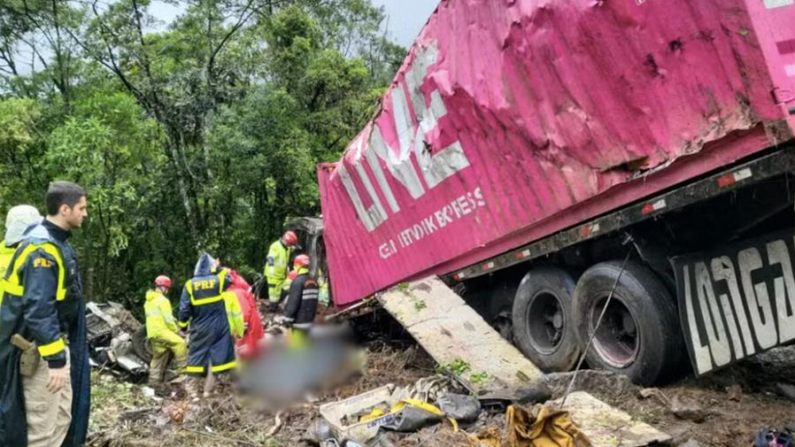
[673,228,795,376]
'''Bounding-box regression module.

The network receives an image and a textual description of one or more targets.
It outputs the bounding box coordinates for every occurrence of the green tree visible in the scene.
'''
[46,90,166,301]
[0,97,46,212]
[0,0,405,306]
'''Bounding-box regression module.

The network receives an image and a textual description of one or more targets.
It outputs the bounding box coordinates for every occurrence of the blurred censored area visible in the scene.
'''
[237,324,362,407]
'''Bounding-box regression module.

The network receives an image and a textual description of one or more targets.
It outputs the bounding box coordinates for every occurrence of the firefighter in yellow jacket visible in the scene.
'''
[144,275,187,386]
[264,231,298,310]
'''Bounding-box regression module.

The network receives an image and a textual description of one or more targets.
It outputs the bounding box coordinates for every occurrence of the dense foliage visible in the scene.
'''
[0,0,404,310]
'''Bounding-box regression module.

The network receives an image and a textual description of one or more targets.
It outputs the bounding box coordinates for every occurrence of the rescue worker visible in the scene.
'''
[0,181,91,447]
[179,253,244,398]
[144,275,187,386]
[265,231,298,311]
[282,254,319,345]
[227,269,263,358]
[279,269,298,303]
[1,205,43,309]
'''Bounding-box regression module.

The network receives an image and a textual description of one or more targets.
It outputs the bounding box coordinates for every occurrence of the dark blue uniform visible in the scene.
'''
[0,220,90,447]
[179,254,236,375]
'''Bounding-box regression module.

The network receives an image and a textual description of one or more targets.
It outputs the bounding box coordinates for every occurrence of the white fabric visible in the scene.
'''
[4,205,42,246]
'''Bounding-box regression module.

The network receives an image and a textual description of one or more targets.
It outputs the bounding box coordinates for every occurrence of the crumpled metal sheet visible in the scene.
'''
[318,0,795,305]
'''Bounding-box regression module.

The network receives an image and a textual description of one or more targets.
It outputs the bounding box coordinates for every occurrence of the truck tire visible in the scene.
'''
[512,267,580,372]
[573,260,684,386]
[132,326,153,363]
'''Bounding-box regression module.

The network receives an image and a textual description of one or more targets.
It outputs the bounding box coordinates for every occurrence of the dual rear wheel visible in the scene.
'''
[511,261,685,385]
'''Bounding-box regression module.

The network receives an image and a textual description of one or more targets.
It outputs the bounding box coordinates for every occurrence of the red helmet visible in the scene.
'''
[294,254,310,268]
[155,275,172,289]
[282,231,298,246]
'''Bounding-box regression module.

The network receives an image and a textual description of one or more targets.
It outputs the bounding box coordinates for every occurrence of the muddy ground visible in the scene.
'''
[88,312,795,447]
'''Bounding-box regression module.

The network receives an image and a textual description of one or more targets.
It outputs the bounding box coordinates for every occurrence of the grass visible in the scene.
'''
[89,371,151,433]
[444,358,471,376]
[469,371,491,384]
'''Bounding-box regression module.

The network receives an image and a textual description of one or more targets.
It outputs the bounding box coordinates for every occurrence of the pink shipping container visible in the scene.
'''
[318,0,795,307]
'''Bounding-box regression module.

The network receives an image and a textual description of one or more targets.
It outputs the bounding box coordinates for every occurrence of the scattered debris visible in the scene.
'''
[545,370,637,399]
[753,428,795,447]
[552,392,671,447]
[669,396,708,423]
[86,301,162,379]
[726,384,743,402]
[381,278,543,400]
[436,394,480,423]
[320,385,396,443]
[323,297,379,323]
[505,404,591,447]
[265,411,284,437]
[87,307,795,447]
[638,387,670,406]
[380,400,444,433]
[776,383,795,403]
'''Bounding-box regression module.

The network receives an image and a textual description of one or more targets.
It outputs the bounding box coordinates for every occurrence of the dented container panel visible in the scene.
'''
[318,0,795,305]
[743,0,795,128]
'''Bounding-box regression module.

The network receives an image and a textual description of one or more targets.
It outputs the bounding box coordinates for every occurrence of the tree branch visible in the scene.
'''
[206,0,261,77]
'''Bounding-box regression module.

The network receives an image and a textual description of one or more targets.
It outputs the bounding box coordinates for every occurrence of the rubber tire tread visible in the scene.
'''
[512,267,580,372]
[573,260,685,386]
[132,326,154,363]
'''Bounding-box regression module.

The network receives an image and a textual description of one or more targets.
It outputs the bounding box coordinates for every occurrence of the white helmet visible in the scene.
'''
[4,205,42,246]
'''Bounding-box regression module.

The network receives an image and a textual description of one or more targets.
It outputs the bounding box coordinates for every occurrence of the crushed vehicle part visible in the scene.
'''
[86,301,167,379]
[320,385,397,444]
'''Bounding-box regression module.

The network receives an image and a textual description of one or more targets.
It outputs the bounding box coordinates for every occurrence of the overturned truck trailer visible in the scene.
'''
[318,0,795,384]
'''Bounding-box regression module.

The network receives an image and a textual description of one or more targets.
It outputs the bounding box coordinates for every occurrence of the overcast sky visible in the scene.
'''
[371,0,438,47]
[149,1,438,48]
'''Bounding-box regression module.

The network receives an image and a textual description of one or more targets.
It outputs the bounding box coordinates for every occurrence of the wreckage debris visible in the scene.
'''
[86,304,795,447]
[669,396,709,424]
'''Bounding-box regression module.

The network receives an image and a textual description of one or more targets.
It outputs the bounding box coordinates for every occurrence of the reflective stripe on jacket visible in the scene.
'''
[264,240,293,286]
[283,268,319,330]
[0,243,14,310]
[178,269,237,375]
[144,290,178,339]
[0,221,91,447]
[0,240,68,361]
[0,243,14,279]
[222,291,245,339]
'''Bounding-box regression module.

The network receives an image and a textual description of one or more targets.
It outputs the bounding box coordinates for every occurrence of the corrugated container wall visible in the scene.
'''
[318,0,795,305]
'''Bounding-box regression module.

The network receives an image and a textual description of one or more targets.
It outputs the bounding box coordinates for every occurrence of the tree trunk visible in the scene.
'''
[165,141,200,245]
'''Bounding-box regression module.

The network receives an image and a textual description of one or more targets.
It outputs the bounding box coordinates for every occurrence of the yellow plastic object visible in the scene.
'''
[358,409,386,423]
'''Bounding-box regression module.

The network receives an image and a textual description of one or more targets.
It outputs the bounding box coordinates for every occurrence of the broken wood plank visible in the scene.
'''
[380,277,544,400]
[554,392,671,447]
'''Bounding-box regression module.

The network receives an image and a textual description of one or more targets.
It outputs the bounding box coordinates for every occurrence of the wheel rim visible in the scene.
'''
[588,295,640,368]
[526,291,566,355]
